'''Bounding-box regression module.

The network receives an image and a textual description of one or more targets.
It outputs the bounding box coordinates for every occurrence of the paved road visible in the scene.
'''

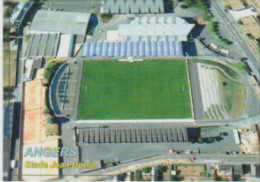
[62,153,259,181]
[210,1,260,82]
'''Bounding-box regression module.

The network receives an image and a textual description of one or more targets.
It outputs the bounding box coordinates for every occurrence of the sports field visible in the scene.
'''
[78,60,192,119]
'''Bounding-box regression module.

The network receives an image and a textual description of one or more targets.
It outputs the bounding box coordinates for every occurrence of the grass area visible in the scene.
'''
[78,60,192,120]
[43,61,61,80]
[229,61,248,72]
[192,59,239,79]
[183,0,213,21]
[218,71,247,117]
[200,126,220,133]
[209,21,232,45]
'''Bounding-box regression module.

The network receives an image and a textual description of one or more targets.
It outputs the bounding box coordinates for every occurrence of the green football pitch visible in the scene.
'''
[78,60,192,120]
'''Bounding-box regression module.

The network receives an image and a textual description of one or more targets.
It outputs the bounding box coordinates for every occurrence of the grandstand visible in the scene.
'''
[77,128,190,144]
[197,63,229,119]
[49,61,83,117]
[80,41,183,57]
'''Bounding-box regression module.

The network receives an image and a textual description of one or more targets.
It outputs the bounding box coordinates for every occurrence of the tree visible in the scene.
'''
[170,175,181,181]
[44,109,50,115]
[247,34,255,40]
[219,132,223,136]
[100,13,113,21]
[237,20,243,25]
[225,5,232,10]
[3,86,14,100]
[208,137,215,143]
[142,167,151,174]
[198,137,204,143]
[180,4,189,9]
[190,138,196,144]
[47,117,54,124]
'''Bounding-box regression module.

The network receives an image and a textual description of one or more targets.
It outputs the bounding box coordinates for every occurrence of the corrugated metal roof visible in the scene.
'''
[25,33,60,58]
[29,10,91,35]
[103,0,164,13]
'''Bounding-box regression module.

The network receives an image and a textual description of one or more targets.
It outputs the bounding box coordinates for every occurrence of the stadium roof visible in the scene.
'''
[29,10,91,35]
[81,41,184,57]
[103,0,164,13]
[118,16,195,41]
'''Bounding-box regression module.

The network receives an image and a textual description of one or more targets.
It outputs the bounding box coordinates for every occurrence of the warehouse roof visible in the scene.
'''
[103,0,164,14]
[29,10,91,35]
[25,33,60,58]
[118,16,195,41]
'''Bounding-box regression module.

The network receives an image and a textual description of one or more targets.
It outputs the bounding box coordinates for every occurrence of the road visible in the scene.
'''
[62,153,259,181]
[210,1,260,82]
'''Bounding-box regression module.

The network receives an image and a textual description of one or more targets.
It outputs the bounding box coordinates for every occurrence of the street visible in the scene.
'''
[210,1,260,82]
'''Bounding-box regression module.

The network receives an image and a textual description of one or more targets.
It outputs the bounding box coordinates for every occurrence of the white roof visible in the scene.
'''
[30,10,91,35]
[57,34,74,58]
[118,16,195,42]
[229,7,258,20]
[24,58,34,80]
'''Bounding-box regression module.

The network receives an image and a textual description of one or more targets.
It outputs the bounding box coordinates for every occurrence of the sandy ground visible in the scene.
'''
[22,77,60,180]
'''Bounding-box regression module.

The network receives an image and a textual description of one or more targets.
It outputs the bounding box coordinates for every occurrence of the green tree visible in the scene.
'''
[198,137,204,143]
[44,109,50,115]
[190,138,196,144]
[47,117,54,124]
[170,175,181,181]
[3,86,14,100]
[247,34,255,40]
[225,5,232,10]
[142,167,151,174]
[237,20,243,25]
[219,132,223,136]
[43,61,60,80]
[158,166,167,173]
[180,4,189,9]
[208,137,215,143]
[100,13,113,21]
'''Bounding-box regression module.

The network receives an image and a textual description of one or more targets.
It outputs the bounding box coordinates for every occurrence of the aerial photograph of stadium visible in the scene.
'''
[1,0,260,181]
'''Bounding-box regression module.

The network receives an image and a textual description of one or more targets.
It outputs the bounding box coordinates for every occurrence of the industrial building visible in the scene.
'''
[103,0,164,14]
[29,10,91,35]
[117,16,195,41]
[25,10,90,58]
[25,33,61,58]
